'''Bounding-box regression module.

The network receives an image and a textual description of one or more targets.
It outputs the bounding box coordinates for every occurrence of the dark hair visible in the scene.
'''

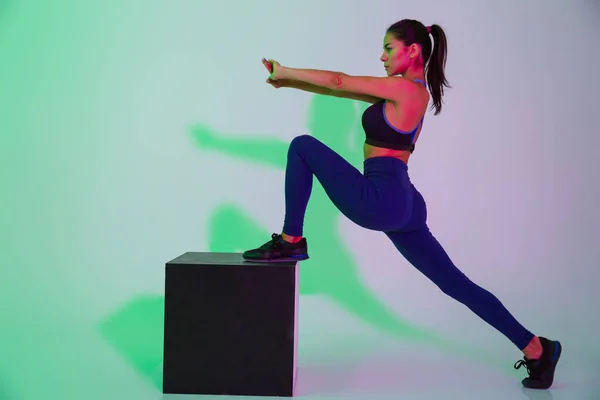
[387,19,450,115]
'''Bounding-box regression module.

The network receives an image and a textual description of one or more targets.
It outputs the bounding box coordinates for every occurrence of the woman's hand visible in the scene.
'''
[266,77,284,88]
[262,58,287,80]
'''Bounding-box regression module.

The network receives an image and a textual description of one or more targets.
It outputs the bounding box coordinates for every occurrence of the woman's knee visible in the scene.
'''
[290,134,321,149]
[288,134,320,159]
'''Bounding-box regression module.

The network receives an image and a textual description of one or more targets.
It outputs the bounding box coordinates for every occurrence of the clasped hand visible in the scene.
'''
[262,58,287,88]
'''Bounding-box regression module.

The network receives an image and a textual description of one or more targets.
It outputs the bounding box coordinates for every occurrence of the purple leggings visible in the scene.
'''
[282,134,535,350]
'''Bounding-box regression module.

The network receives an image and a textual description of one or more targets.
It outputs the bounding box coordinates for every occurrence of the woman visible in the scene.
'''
[242,19,561,389]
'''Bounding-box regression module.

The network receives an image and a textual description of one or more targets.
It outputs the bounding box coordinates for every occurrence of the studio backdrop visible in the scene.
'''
[1,0,598,398]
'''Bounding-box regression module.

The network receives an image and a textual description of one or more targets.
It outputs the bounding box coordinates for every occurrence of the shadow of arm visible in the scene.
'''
[188,124,289,169]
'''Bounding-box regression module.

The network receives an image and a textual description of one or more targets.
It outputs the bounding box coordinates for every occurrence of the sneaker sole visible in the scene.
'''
[243,255,309,263]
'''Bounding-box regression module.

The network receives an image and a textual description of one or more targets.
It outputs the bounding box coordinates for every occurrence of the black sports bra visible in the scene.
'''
[362,78,427,153]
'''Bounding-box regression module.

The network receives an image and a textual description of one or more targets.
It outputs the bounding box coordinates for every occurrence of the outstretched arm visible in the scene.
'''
[263,59,380,104]
[276,64,406,103]
[275,79,381,104]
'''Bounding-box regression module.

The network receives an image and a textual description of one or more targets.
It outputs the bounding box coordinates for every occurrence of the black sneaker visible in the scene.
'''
[242,233,309,262]
[514,337,562,389]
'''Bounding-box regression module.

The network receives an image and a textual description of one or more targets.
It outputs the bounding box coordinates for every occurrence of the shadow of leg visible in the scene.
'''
[98,294,164,390]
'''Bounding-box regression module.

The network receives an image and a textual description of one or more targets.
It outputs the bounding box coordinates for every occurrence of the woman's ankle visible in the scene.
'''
[523,336,543,359]
[281,232,302,243]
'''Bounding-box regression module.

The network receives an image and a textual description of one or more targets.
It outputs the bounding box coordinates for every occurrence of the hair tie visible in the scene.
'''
[426,26,432,34]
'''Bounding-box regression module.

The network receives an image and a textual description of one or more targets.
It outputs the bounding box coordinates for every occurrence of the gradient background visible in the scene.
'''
[1,0,599,399]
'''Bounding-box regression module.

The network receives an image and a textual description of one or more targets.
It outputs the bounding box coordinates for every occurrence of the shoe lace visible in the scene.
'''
[259,233,283,249]
[513,357,541,379]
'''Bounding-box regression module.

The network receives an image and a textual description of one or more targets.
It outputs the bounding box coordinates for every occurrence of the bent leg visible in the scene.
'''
[282,134,409,236]
[385,226,535,351]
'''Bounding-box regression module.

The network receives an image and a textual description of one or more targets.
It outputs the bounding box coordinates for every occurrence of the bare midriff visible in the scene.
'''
[363,143,411,164]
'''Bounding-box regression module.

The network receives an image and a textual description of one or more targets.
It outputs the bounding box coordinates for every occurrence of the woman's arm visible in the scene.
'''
[279,66,404,102]
[278,79,381,104]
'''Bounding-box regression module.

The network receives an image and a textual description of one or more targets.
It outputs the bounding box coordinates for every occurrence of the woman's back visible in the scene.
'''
[362,78,431,163]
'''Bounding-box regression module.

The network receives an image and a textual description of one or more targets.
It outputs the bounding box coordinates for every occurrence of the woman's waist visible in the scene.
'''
[364,143,411,165]
[363,155,409,170]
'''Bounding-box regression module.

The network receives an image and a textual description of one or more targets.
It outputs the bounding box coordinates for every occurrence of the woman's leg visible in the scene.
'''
[386,223,563,388]
[282,134,399,237]
[243,134,410,261]
[385,225,536,350]
[384,188,535,349]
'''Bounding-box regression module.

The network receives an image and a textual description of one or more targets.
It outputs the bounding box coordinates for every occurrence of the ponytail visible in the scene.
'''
[426,24,450,115]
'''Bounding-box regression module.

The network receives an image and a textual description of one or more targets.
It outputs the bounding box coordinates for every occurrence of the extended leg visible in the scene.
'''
[385,225,562,388]
[385,226,535,350]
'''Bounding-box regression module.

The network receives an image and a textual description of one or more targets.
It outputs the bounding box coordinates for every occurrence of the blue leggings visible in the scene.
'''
[282,134,535,351]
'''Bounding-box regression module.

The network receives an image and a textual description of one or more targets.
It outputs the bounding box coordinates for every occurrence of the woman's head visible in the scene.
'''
[381,19,450,115]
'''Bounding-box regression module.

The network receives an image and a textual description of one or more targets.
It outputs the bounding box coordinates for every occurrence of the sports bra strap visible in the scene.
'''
[413,78,427,87]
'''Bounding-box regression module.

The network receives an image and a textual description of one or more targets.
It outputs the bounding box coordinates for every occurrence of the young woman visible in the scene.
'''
[242,19,561,390]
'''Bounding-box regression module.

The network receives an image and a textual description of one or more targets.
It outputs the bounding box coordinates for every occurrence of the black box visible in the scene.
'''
[162,252,300,396]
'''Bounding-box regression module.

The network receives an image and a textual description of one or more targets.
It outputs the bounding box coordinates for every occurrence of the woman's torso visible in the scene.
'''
[363,80,430,163]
